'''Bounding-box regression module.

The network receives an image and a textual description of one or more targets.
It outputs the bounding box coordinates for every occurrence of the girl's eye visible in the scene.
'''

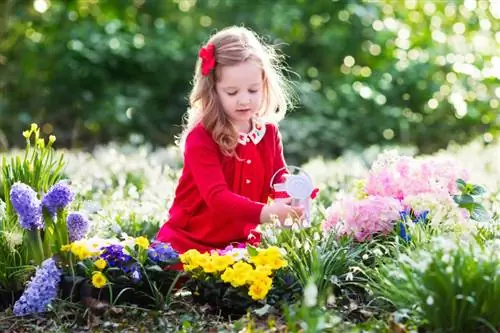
[249,90,258,94]
[227,91,237,96]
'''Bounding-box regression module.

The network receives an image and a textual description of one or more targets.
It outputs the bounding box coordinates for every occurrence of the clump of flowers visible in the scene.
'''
[323,150,488,242]
[180,245,288,307]
[322,196,403,241]
[365,151,469,200]
[63,235,179,291]
[13,258,62,316]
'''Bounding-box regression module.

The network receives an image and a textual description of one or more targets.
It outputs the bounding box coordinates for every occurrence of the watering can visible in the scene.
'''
[269,166,315,227]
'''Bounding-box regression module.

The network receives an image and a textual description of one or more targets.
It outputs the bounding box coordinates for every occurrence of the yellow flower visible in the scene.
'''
[22,130,30,139]
[30,123,38,131]
[249,267,272,283]
[232,261,253,274]
[248,280,271,301]
[60,244,72,252]
[201,257,217,273]
[91,271,107,288]
[251,254,272,267]
[267,257,288,270]
[135,236,150,249]
[180,249,201,264]
[230,273,248,288]
[260,247,282,258]
[94,259,107,270]
[221,267,235,284]
[353,179,368,199]
[36,138,45,149]
[211,254,235,272]
[48,135,56,144]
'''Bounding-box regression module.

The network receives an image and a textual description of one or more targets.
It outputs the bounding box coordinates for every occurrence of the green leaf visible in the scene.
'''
[253,304,273,316]
[247,244,258,257]
[456,178,467,192]
[470,185,486,196]
[470,205,491,222]
[145,265,164,273]
[453,194,474,206]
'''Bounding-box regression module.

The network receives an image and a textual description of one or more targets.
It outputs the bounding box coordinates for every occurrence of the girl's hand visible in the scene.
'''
[260,198,304,224]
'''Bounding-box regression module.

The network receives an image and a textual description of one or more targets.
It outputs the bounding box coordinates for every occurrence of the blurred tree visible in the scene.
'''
[0,0,498,163]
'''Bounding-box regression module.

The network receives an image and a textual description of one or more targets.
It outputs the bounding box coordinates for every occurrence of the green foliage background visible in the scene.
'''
[0,0,498,163]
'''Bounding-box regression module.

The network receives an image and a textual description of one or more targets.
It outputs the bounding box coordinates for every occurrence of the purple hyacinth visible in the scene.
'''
[100,244,132,269]
[13,257,61,316]
[42,181,75,215]
[66,212,89,242]
[10,182,44,230]
[147,241,179,264]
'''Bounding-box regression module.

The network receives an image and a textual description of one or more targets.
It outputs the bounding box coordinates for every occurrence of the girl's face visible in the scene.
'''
[215,60,264,132]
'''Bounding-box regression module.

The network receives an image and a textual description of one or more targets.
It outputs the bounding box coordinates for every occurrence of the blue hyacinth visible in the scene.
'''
[13,257,61,316]
[10,182,44,230]
[147,242,179,264]
[42,181,75,215]
[66,212,89,242]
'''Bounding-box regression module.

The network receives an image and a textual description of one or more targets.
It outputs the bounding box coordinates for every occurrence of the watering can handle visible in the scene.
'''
[269,165,313,189]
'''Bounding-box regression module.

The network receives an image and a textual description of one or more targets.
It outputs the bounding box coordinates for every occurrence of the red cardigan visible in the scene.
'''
[156,121,286,254]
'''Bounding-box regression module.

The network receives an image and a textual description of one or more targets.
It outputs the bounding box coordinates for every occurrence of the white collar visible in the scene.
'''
[237,118,266,145]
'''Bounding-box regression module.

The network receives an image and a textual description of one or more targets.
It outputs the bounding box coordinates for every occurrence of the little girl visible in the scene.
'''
[156,26,301,254]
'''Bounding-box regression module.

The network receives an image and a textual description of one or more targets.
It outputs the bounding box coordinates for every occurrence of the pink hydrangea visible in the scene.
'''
[365,152,468,200]
[322,196,403,241]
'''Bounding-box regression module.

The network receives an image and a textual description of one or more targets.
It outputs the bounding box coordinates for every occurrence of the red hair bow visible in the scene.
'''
[199,43,216,76]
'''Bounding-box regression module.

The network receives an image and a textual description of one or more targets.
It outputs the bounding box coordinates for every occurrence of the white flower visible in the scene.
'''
[303,280,318,307]
[0,199,6,220]
[3,231,23,247]
[426,295,434,305]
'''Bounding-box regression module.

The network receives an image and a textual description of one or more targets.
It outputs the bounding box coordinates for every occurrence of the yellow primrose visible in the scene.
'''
[201,257,217,273]
[92,271,107,289]
[232,261,253,275]
[221,267,235,284]
[248,280,271,301]
[249,267,272,283]
[180,249,202,264]
[259,246,282,258]
[135,236,150,249]
[94,258,107,270]
[229,273,248,288]
[251,254,272,267]
[267,257,288,270]
[212,254,235,272]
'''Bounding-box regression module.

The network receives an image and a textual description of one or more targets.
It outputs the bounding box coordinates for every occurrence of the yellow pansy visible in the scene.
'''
[94,258,107,270]
[135,236,150,249]
[92,271,107,289]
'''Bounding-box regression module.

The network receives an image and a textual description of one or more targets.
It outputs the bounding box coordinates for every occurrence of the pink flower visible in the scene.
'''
[365,152,468,200]
[323,196,403,242]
